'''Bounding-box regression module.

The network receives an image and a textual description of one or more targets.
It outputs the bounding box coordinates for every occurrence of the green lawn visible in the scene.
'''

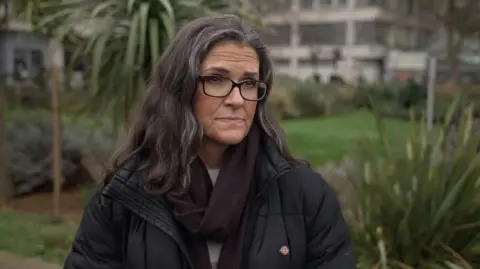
[0,111,418,264]
[0,209,78,264]
[282,111,414,166]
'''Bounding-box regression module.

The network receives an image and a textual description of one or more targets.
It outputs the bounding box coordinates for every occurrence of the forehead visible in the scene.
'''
[200,42,259,77]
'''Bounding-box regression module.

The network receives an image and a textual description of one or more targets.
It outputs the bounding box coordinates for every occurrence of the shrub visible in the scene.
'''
[354,82,402,107]
[292,83,326,117]
[269,75,348,119]
[347,99,480,268]
[444,94,480,163]
[4,86,50,110]
[398,80,427,108]
[291,83,359,117]
[270,74,361,119]
[353,81,432,122]
[357,81,426,104]
[4,86,101,119]
[315,157,358,218]
[267,85,300,119]
[6,110,115,195]
[273,74,304,92]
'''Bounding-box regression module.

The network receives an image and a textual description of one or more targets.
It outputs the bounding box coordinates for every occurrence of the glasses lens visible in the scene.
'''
[203,76,232,97]
[241,81,267,101]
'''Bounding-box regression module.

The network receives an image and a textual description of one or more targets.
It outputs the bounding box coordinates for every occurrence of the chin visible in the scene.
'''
[216,130,248,145]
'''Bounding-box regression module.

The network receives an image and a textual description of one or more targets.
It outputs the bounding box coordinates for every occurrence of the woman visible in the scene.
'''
[64,14,356,269]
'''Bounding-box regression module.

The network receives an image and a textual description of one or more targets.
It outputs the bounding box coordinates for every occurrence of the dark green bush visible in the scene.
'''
[353,81,431,121]
[292,83,326,117]
[398,80,427,108]
[6,109,116,195]
[290,83,359,117]
[267,85,300,120]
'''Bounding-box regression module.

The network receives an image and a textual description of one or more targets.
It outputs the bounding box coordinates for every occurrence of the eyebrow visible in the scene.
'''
[203,66,259,79]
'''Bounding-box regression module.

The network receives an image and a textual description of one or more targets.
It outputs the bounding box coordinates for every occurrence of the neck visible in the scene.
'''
[199,139,228,169]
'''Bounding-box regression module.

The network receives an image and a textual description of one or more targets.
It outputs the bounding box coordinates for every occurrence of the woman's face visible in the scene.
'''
[194,42,260,148]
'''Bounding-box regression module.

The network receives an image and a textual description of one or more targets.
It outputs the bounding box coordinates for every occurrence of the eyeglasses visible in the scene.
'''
[198,75,267,101]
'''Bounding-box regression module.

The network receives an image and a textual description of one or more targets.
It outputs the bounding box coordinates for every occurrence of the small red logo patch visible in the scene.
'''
[279,245,289,256]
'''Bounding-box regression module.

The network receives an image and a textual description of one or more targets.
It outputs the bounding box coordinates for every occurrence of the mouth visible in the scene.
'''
[217,117,245,123]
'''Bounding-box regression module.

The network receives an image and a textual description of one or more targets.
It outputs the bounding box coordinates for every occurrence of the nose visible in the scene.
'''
[224,85,244,106]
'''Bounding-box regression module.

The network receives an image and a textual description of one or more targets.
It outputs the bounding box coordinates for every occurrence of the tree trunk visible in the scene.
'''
[0,0,14,206]
[444,0,461,85]
[0,76,14,205]
[446,27,462,85]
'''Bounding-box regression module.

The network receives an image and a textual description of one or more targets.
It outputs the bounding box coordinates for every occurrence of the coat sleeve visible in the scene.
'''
[304,171,357,269]
[63,188,124,269]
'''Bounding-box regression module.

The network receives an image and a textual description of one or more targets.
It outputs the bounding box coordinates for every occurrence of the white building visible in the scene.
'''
[254,0,438,83]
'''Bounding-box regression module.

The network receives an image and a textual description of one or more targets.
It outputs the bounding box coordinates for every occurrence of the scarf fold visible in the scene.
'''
[166,124,260,269]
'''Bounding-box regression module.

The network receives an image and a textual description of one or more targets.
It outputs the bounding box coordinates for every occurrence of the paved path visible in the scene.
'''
[0,251,60,269]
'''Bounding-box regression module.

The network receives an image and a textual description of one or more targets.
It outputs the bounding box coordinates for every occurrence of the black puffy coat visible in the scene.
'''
[63,140,356,269]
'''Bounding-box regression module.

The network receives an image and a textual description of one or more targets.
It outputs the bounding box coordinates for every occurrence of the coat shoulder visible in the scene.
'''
[276,164,339,216]
[89,184,129,225]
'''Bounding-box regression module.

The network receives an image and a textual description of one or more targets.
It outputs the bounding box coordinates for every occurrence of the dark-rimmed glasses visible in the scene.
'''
[198,76,267,101]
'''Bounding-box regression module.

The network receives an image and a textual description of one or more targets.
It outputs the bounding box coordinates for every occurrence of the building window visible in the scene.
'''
[299,23,347,45]
[397,0,414,15]
[337,0,348,7]
[259,24,291,46]
[252,0,291,12]
[319,0,333,6]
[300,0,313,9]
[355,0,368,6]
[298,59,333,66]
[13,48,29,82]
[12,47,45,85]
[273,58,290,67]
[65,50,86,72]
[356,0,388,8]
[31,50,44,78]
[393,27,415,49]
[417,29,434,49]
[354,22,389,45]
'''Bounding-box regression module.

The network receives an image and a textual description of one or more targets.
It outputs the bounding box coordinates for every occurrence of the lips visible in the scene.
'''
[217,117,244,123]
[218,117,243,120]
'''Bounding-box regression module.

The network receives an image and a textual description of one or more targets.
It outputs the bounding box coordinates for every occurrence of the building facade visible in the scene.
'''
[0,1,64,88]
[254,0,438,83]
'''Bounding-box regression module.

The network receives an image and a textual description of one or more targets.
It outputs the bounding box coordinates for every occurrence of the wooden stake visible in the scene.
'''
[51,66,62,218]
[0,76,14,205]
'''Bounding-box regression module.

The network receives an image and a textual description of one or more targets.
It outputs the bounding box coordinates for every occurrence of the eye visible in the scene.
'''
[204,76,225,84]
[243,80,258,87]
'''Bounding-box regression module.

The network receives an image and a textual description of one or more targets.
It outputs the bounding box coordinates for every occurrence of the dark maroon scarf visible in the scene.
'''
[166,124,260,269]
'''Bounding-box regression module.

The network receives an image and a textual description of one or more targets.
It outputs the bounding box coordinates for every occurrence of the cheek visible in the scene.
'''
[245,102,258,121]
[194,89,221,124]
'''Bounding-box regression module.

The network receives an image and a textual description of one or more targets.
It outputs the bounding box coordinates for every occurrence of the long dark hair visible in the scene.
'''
[107,14,299,194]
